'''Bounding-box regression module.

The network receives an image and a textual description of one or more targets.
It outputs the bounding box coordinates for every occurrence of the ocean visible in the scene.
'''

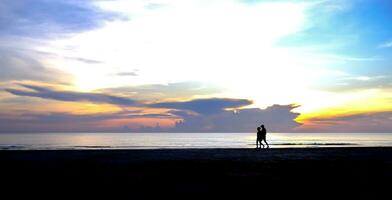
[1,132,392,150]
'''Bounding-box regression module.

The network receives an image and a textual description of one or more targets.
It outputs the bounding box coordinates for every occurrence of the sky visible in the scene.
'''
[1,0,392,133]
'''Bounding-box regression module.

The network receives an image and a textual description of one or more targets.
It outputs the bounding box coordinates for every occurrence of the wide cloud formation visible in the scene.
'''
[1,84,301,132]
[4,83,392,133]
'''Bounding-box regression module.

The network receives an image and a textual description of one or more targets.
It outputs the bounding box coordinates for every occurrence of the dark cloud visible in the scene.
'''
[300,111,392,133]
[151,98,253,114]
[0,0,120,38]
[170,104,301,132]
[5,84,140,106]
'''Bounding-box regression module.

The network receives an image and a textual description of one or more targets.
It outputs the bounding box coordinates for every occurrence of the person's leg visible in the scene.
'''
[256,139,258,148]
[264,139,269,149]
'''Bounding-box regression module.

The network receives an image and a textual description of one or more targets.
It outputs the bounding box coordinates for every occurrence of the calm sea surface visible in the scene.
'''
[0,132,392,150]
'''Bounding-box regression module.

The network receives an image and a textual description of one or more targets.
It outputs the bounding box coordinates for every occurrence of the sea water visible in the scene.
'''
[0,132,391,150]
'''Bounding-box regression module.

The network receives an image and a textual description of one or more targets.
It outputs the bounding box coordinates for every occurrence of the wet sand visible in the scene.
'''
[1,147,391,199]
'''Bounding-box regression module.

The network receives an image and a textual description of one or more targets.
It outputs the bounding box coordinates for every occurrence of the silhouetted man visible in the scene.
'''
[256,127,263,149]
[256,124,269,149]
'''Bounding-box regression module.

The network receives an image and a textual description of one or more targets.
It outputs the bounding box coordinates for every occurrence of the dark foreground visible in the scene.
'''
[1,147,392,199]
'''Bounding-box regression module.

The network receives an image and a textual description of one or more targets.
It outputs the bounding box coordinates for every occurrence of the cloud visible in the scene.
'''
[2,83,303,132]
[300,111,392,133]
[0,0,120,85]
[0,48,71,83]
[378,40,392,48]
[170,104,301,132]
[64,56,103,64]
[0,111,176,133]
[50,0,314,95]
[115,72,138,76]
[4,83,248,112]
[0,103,301,133]
[26,111,174,122]
[151,98,253,115]
[317,74,392,92]
[99,82,222,100]
[34,50,103,64]
[4,84,244,112]
[144,3,167,10]
[5,84,140,106]
[0,0,120,38]
[3,83,302,132]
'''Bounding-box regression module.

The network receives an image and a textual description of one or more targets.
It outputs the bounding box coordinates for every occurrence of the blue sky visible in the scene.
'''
[1,0,392,133]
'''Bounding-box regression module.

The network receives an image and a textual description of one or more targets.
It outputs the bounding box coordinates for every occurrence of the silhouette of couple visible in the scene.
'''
[256,124,269,149]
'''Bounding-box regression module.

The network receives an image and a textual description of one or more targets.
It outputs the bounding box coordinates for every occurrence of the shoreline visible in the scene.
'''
[0,143,386,152]
[0,145,390,151]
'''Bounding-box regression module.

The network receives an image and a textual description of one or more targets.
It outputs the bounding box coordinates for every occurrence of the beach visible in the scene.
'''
[1,147,391,198]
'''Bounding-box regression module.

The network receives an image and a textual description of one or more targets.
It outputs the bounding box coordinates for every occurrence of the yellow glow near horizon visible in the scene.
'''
[297,89,392,122]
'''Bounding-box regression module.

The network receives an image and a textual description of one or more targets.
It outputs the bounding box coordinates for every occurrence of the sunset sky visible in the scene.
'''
[1,0,392,133]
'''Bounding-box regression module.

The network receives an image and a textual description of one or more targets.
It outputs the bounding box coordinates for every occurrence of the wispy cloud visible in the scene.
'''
[317,74,391,92]
[151,98,253,114]
[0,111,176,133]
[115,72,138,76]
[64,56,103,64]
[0,47,71,83]
[0,0,120,38]
[4,84,250,113]
[99,82,222,100]
[5,84,140,106]
[299,111,392,133]
[378,40,392,48]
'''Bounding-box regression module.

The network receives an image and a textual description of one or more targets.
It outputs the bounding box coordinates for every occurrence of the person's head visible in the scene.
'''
[261,124,264,128]
[257,127,261,131]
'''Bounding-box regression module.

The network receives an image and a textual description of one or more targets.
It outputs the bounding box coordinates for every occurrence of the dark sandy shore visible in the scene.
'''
[1,147,392,198]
